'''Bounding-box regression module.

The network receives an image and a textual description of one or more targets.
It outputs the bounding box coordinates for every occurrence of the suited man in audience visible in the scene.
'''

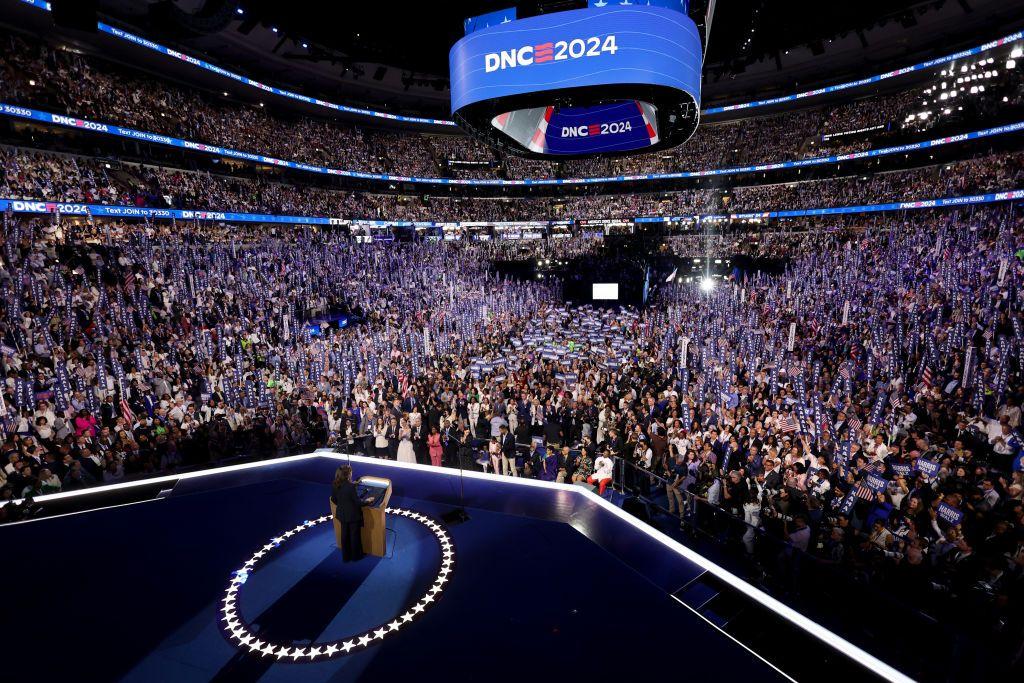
[331,465,369,562]
[500,424,518,476]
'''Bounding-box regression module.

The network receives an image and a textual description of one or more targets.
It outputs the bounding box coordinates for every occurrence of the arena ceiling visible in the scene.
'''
[102,0,1003,75]
[37,0,1024,116]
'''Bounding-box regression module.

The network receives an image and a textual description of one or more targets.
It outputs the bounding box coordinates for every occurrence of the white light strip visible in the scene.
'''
[7,451,913,681]
[220,507,453,660]
[0,453,323,507]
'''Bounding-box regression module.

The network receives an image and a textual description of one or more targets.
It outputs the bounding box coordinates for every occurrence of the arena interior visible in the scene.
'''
[1,1,1024,681]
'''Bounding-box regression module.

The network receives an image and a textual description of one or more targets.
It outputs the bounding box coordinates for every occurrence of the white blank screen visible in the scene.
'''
[592,283,619,300]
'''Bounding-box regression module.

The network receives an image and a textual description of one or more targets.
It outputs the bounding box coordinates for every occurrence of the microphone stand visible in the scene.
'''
[442,428,471,525]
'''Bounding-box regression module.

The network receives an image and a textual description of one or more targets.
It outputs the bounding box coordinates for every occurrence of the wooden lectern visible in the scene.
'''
[330,476,392,557]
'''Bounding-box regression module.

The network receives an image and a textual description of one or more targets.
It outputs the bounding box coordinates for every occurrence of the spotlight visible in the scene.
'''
[699,277,715,293]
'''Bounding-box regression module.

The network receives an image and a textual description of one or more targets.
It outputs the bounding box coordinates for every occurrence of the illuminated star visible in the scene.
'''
[324,644,339,656]
[423,594,436,604]
[260,643,277,657]
[373,627,388,640]
[412,603,426,614]
[307,647,322,658]
[341,640,356,653]
[387,620,402,632]
[401,613,414,623]
[275,646,290,658]
[290,648,305,660]
[239,634,254,646]
[357,634,373,647]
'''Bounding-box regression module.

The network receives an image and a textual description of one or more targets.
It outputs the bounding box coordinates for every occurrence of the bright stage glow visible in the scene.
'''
[220,507,454,661]
[699,277,715,293]
[592,283,619,300]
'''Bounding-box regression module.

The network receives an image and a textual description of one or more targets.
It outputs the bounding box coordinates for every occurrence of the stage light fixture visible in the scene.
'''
[699,277,715,293]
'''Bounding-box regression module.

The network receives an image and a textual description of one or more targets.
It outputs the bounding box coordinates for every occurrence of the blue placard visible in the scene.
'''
[891,463,912,477]
[864,472,888,492]
[937,502,964,526]
[450,5,702,114]
[915,458,940,478]
[837,491,857,515]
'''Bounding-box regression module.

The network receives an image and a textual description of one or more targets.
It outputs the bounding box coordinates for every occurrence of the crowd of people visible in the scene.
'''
[3,143,1022,223]
[0,193,1020,671]
[2,27,1022,184]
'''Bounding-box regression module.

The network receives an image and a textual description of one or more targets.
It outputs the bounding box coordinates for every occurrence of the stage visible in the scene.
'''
[0,454,900,682]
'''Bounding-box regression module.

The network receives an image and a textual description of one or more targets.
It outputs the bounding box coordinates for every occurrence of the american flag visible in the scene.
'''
[847,416,863,433]
[853,481,876,500]
[921,366,933,389]
[120,395,136,425]
[779,414,799,433]
[889,393,904,409]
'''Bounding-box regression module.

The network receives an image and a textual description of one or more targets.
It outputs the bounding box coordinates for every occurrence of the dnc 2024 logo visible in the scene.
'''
[484,35,618,73]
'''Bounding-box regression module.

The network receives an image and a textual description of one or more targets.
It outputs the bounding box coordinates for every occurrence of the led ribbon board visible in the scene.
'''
[449,4,702,159]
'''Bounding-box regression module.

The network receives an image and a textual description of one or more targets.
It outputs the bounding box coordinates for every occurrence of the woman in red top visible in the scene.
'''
[427,426,443,467]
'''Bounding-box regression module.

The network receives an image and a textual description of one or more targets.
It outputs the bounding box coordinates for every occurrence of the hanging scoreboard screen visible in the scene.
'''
[450,2,702,159]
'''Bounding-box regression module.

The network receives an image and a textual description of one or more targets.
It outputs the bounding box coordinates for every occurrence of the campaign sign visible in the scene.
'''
[891,463,912,477]
[915,458,940,478]
[838,491,857,515]
[937,502,964,526]
[864,472,888,493]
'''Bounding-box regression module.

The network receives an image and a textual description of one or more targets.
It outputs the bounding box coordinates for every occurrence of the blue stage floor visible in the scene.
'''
[0,474,789,682]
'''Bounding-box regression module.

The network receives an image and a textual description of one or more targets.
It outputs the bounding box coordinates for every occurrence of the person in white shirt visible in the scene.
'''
[588,451,614,496]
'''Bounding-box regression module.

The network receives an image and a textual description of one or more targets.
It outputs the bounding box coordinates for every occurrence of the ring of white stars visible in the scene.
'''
[220,507,454,661]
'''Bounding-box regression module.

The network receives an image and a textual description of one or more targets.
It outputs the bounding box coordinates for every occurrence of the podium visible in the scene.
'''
[330,476,392,557]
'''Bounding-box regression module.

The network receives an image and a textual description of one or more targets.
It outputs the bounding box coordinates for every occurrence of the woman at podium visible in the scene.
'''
[331,465,370,562]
